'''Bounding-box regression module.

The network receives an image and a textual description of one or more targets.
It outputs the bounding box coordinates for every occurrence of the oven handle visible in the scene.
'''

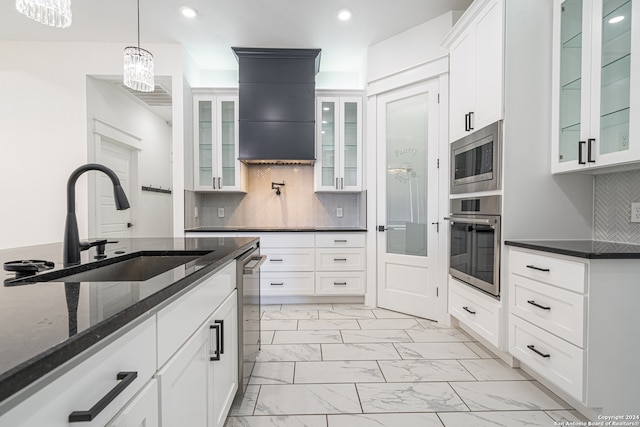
[443,217,498,226]
[243,255,267,274]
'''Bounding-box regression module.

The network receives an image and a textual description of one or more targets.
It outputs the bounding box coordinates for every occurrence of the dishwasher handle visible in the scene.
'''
[243,255,267,274]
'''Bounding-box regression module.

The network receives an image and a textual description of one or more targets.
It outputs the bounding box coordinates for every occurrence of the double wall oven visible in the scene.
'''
[447,121,502,298]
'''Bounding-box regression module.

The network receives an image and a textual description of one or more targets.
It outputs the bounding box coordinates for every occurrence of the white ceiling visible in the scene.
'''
[0,0,472,73]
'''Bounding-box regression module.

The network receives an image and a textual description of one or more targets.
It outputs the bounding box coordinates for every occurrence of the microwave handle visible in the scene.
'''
[444,217,497,226]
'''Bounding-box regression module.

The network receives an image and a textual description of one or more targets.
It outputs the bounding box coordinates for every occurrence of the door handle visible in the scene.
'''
[210,323,221,361]
[378,225,387,232]
[431,222,439,233]
[68,371,138,422]
[127,222,134,228]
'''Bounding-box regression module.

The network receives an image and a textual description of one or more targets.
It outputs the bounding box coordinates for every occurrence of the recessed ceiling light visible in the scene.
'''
[337,8,352,21]
[609,15,624,24]
[180,5,197,18]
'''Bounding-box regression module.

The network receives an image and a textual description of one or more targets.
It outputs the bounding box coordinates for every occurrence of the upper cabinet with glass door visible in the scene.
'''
[193,93,247,191]
[552,0,639,173]
[315,96,363,192]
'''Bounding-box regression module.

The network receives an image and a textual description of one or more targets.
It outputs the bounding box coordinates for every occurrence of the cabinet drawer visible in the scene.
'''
[157,261,235,368]
[257,233,315,248]
[261,249,314,272]
[2,317,156,427]
[510,316,584,402]
[509,249,586,293]
[510,273,585,347]
[315,248,365,271]
[449,278,501,348]
[315,272,365,295]
[315,233,365,248]
[261,272,314,295]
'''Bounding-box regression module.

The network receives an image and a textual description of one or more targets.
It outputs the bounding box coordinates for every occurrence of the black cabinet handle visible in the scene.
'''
[68,371,138,422]
[270,282,284,286]
[336,177,339,190]
[526,264,550,272]
[468,111,474,130]
[527,344,550,358]
[334,239,348,243]
[334,258,348,262]
[578,140,586,164]
[527,300,551,311]
[213,177,217,190]
[587,138,595,163]
[270,259,283,262]
[215,320,224,354]
[210,323,221,361]
[341,177,344,189]
[333,282,347,286]
[218,177,222,188]
[464,113,469,131]
[463,306,476,315]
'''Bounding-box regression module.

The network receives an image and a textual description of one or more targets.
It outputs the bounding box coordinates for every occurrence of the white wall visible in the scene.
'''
[0,41,185,250]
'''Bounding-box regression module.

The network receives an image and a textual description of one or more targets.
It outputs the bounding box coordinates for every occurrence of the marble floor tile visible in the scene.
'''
[256,344,322,362]
[249,362,295,385]
[261,305,282,312]
[437,411,556,427]
[545,410,590,423]
[261,319,299,331]
[406,328,473,342]
[272,330,342,344]
[319,308,376,319]
[327,413,443,427]
[260,330,275,345]
[416,318,445,328]
[458,358,530,381]
[262,311,319,320]
[321,343,402,361]
[357,318,423,330]
[332,304,375,310]
[294,361,384,383]
[357,382,468,413]
[371,309,416,319]
[394,342,480,359]
[341,329,412,343]
[225,415,327,427]
[464,342,497,358]
[281,304,334,311]
[254,384,362,415]
[298,319,360,330]
[450,381,572,411]
[377,359,476,382]
[229,385,260,416]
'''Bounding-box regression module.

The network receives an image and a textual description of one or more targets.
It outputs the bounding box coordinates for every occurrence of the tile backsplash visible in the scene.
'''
[186,165,365,228]
[594,170,640,244]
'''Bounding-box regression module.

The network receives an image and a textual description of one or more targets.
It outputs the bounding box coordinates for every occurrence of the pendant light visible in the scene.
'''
[15,0,72,28]
[123,0,155,92]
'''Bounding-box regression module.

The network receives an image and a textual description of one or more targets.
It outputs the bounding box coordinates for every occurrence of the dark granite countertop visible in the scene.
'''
[0,237,257,404]
[185,226,367,232]
[505,239,640,259]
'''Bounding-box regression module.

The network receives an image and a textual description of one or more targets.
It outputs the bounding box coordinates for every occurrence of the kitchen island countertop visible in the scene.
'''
[505,239,640,259]
[0,236,257,405]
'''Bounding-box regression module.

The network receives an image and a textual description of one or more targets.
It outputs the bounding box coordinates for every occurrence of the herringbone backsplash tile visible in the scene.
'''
[594,170,640,244]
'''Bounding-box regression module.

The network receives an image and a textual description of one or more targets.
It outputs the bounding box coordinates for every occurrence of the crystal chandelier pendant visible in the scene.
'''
[15,0,72,28]
[123,47,155,92]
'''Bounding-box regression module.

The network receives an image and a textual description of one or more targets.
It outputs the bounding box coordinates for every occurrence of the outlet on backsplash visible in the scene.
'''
[336,207,343,218]
[631,203,640,223]
[218,208,225,218]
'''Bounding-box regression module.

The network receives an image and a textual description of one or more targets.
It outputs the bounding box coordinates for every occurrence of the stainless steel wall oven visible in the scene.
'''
[446,196,501,298]
[451,121,502,194]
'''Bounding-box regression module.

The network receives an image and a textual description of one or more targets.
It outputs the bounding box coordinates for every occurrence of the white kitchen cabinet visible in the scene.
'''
[0,316,157,427]
[106,379,159,427]
[508,246,640,415]
[315,96,363,192]
[551,0,640,173]
[445,0,504,142]
[194,92,247,191]
[314,233,365,296]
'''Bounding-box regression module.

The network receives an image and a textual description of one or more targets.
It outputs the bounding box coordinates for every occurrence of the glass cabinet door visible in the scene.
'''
[342,101,360,188]
[218,98,237,188]
[197,99,214,188]
[320,100,338,188]
[598,0,631,156]
[558,0,585,164]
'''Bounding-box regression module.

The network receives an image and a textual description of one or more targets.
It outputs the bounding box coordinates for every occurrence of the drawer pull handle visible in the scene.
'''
[215,320,224,354]
[462,306,476,315]
[210,323,221,361]
[526,265,550,272]
[68,371,138,422]
[527,344,550,358]
[334,258,348,262]
[270,259,283,262]
[334,239,348,243]
[333,282,347,286]
[270,282,284,286]
[527,300,551,311]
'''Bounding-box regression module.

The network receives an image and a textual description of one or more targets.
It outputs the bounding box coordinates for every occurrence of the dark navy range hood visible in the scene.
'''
[232,47,321,164]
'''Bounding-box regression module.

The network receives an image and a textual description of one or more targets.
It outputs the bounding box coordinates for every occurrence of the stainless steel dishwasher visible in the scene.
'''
[236,244,265,397]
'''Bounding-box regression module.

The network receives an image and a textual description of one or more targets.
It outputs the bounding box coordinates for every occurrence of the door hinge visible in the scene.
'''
[436,287,439,297]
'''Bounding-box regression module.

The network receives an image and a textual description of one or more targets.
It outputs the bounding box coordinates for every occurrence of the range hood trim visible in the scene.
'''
[231,47,322,75]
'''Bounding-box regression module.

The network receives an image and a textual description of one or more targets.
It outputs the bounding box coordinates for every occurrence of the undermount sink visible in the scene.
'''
[6,251,213,285]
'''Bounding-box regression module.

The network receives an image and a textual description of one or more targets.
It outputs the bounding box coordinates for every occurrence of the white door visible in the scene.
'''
[96,139,135,238]
[376,81,440,319]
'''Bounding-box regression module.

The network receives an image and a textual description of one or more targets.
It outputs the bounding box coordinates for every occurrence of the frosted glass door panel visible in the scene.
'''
[559,0,584,163]
[321,101,337,187]
[198,100,213,187]
[386,93,429,257]
[599,0,631,155]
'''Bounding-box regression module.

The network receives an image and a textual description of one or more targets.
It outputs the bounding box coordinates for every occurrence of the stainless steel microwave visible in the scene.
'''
[450,120,502,194]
